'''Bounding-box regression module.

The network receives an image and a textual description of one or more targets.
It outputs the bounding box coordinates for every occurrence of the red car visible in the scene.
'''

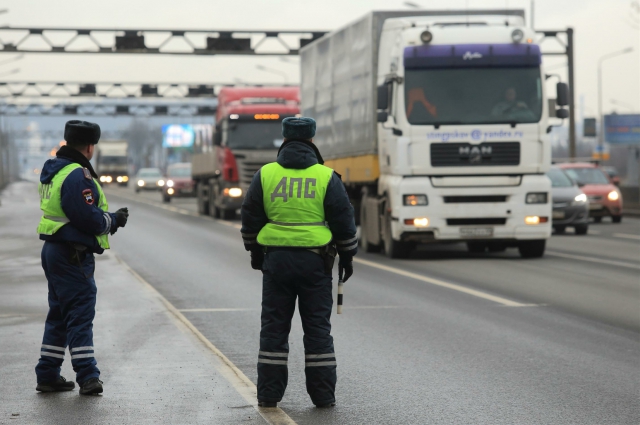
[163,162,195,203]
[557,163,623,223]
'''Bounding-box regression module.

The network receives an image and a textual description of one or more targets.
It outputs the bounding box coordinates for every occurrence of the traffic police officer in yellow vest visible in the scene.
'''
[35,120,129,395]
[241,117,357,408]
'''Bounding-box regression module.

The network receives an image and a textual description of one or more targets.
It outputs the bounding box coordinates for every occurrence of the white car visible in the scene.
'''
[135,168,165,192]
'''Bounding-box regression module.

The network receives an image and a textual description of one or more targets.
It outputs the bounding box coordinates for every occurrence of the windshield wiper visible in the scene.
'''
[432,121,462,129]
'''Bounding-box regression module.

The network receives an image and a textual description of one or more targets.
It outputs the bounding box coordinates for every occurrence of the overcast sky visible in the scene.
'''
[2,0,639,119]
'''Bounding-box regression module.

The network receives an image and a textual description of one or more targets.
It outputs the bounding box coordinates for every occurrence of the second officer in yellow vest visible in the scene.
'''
[241,117,357,408]
[35,120,129,396]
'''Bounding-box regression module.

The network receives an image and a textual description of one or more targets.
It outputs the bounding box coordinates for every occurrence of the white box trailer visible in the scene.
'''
[301,10,570,258]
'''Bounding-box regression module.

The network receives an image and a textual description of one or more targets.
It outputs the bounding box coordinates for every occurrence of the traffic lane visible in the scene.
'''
[368,241,640,331]
[107,194,640,424]
[107,184,199,214]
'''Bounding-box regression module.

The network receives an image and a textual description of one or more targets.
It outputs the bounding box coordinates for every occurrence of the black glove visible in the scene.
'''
[250,249,264,271]
[338,257,353,283]
[115,207,129,228]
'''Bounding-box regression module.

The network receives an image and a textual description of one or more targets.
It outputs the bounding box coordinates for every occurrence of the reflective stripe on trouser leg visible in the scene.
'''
[257,264,296,403]
[35,243,69,383]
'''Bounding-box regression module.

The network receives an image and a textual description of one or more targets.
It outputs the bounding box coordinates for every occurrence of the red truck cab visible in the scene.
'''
[192,87,300,219]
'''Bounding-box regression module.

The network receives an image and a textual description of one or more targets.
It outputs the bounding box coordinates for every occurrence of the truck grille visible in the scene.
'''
[431,142,520,167]
[237,160,267,186]
[443,195,507,203]
[447,218,507,225]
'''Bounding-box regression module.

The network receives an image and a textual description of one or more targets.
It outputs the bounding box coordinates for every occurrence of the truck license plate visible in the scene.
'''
[552,210,565,219]
[460,227,493,237]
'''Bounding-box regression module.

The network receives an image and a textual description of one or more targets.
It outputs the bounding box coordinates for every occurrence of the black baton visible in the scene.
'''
[337,278,344,314]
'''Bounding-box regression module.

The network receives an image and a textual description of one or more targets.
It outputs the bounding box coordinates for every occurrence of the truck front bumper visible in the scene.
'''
[388,174,552,243]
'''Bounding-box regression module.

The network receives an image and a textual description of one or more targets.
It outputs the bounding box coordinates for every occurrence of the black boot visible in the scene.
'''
[36,376,75,392]
[79,378,103,395]
[315,402,336,408]
[258,401,278,408]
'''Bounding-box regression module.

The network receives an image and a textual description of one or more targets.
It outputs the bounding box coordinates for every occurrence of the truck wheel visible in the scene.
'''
[518,240,546,258]
[163,194,171,203]
[467,242,486,253]
[359,199,381,253]
[574,224,588,235]
[210,182,221,218]
[221,209,236,220]
[382,206,411,259]
[612,215,622,223]
[197,183,210,216]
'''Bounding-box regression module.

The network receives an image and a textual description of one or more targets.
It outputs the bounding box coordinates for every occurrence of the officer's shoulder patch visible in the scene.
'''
[82,168,92,180]
[82,188,95,205]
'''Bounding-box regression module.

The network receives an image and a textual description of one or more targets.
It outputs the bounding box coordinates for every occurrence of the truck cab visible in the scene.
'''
[192,87,299,219]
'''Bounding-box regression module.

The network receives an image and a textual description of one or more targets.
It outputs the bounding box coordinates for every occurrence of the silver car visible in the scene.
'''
[547,167,589,235]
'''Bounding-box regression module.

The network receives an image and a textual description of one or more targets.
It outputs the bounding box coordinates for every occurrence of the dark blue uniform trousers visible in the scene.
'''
[35,241,99,385]
[258,249,336,405]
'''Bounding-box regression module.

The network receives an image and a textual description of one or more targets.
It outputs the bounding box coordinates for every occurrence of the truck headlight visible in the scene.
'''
[404,217,429,227]
[167,180,174,187]
[524,216,548,225]
[167,188,175,195]
[403,194,428,206]
[526,192,548,204]
[572,193,587,205]
[105,176,112,183]
[116,176,123,183]
[224,187,243,198]
[99,176,107,182]
[607,191,619,201]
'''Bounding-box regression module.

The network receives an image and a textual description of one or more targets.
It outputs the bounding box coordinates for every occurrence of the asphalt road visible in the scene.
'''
[105,185,640,424]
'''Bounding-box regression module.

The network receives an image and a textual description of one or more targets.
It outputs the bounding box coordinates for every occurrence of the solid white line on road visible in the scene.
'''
[546,250,640,270]
[180,308,257,312]
[353,258,527,307]
[614,233,640,241]
[115,254,297,425]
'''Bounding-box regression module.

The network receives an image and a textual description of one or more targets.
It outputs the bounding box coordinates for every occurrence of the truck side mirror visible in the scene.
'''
[377,111,389,123]
[556,82,569,106]
[377,84,389,110]
[555,109,569,119]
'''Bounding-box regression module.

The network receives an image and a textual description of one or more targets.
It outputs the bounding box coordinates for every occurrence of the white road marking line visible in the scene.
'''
[614,233,640,241]
[115,254,297,425]
[353,258,527,307]
[180,308,257,312]
[546,250,640,270]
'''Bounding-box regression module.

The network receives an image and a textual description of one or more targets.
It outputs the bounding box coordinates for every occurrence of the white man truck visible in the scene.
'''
[95,140,129,186]
[301,10,569,258]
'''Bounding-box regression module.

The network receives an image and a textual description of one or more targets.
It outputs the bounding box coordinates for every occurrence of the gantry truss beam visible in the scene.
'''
[0,81,297,98]
[0,102,217,116]
[0,27,327,55]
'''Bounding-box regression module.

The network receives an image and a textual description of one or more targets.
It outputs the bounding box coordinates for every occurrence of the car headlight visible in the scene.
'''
[157,179,165,187]
[122,176,129,182]
[137,180,145,187]
[167,180,174,188]
[607,191,619,201]
[572,193,587,205]
[116,176,123,183]
[526,192,548,204]
[403,194,428,206]
[167,188,175,195]
[105,176,112,183]
[99,176,106,182]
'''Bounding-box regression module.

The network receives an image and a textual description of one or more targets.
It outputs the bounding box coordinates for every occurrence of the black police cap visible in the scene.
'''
[64,120,101,146]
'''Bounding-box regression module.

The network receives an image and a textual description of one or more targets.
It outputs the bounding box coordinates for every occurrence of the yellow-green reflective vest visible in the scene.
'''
[37,163,110,249]
[257,162,334,248]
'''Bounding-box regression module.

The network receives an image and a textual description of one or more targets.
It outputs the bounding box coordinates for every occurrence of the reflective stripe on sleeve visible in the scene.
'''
[71,353,95,360]
[305,361,337,367]
[305,353,335,359]
[41,344,65,352]
[71,346,94,352]
[336,236,358,245]
[258,359,288,365]
[268,220,327,227]
[259,351,288,358]
[101,213,112,235]
[338,241,358,251]
[40,351,65,359]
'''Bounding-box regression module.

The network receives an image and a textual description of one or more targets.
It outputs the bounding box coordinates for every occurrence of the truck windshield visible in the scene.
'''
[227,122,283,150]
[99,156,127,165]
[404,67,542,125]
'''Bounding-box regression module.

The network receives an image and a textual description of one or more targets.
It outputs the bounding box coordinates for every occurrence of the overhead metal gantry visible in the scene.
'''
[0,102,217,116]
[0,27,327,55]
[0,81,296,98]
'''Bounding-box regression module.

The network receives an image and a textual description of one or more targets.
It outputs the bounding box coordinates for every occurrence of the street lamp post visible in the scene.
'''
[597,47,634,158]
[255,65,288,84]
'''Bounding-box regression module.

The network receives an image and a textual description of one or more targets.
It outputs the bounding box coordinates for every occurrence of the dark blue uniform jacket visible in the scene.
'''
[241,140,358,260]
[39,153,118,254]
